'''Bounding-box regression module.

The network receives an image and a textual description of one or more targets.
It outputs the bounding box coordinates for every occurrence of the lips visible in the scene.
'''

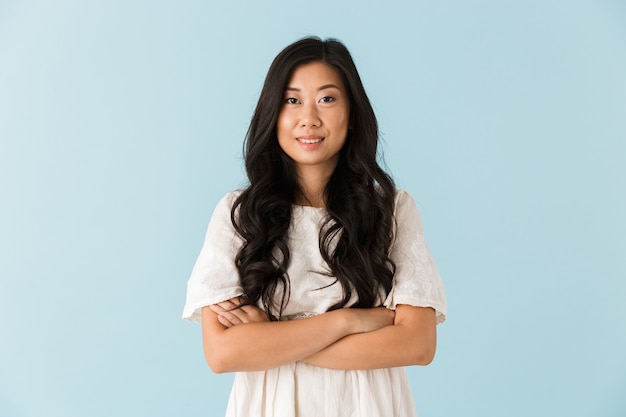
[296,135,324,144]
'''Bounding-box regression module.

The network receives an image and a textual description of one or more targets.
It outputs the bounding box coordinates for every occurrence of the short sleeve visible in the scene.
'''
[383,190,447,324]
[182,192,245,324]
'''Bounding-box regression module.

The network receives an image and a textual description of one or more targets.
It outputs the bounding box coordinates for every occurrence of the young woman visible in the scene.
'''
[183,37,447,417]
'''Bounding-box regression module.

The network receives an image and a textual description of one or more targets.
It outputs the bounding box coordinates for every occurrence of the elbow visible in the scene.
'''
[210,365,229,375]
[204,351,223,374]
[206,357,228,374]
[203,347,232,374]
[202,328,240,374]
[414,349,435,366]
[410,340,436,366]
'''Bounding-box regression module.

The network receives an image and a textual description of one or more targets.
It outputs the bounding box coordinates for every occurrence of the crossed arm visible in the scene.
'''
[201,298,436,373]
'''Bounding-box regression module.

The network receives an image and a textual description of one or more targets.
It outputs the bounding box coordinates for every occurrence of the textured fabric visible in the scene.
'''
[183,189,447,417]
[226,363,418,417]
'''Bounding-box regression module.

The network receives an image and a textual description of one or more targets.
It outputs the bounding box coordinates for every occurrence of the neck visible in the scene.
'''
[295,165,334,208]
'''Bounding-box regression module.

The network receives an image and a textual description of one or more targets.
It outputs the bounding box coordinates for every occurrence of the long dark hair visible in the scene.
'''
[232,37,396,320]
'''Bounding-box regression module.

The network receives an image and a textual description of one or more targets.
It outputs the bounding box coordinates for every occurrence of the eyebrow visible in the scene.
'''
[284,83,342,92]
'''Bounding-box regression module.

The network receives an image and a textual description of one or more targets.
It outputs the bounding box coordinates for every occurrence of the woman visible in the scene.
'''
[183,37,447,417]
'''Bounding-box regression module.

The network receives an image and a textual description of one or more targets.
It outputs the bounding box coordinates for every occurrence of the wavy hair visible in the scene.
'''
[231,37,396,320]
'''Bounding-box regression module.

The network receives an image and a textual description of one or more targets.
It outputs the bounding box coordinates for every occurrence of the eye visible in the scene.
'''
[319,96,335,103]
[285,97,300,104]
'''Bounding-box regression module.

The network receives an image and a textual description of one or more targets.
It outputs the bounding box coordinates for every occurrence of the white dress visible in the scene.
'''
[183,190,447,417]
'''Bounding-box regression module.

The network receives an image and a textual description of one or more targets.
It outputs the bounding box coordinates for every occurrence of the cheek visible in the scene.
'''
[276,111,293,138]
[276,112,293,153]
[334,110,350,135]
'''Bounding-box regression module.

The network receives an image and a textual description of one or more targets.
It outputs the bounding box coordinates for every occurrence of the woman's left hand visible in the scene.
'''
[209,297,269,328]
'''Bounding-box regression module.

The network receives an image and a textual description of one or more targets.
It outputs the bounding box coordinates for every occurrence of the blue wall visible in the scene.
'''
[1,1,624,416]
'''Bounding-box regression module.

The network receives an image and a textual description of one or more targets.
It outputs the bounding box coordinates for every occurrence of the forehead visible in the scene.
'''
[286,61,345,89]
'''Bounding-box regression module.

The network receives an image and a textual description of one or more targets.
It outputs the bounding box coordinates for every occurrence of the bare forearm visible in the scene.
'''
[302,306,437,370]
[301,325,433,370]
[202,307,352,373]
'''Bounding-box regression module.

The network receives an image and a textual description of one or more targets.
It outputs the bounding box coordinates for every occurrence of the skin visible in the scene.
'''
[201,61,437,373]
[276,61,350,207]
[205,300,436,371]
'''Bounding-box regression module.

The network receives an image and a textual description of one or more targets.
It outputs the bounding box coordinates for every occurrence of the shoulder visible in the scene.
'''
[213,189,245,212]
[393,189,417,212]
[392,189,424,232]
[220,189,245,205]
[205,190,246,228]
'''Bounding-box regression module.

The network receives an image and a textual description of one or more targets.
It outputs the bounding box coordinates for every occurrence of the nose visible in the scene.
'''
[299,102,321,127]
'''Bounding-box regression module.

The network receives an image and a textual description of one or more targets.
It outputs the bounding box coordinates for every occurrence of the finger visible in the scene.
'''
[238,305,257,314]
[216,300,240,311]
[239,304,262,316]
[224,296,243,307]
[218,310,245,325]
[217,314,234,328]
[238,305,270,322]
[208,304,227,314]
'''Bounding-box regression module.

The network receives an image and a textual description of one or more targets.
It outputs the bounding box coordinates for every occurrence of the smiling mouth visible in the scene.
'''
[297,137,324,144]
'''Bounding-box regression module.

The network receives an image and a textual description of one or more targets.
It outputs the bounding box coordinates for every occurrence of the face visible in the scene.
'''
[276,61,350,179]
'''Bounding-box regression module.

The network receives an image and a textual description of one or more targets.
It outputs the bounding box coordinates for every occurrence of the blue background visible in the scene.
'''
[1,0,625,416]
